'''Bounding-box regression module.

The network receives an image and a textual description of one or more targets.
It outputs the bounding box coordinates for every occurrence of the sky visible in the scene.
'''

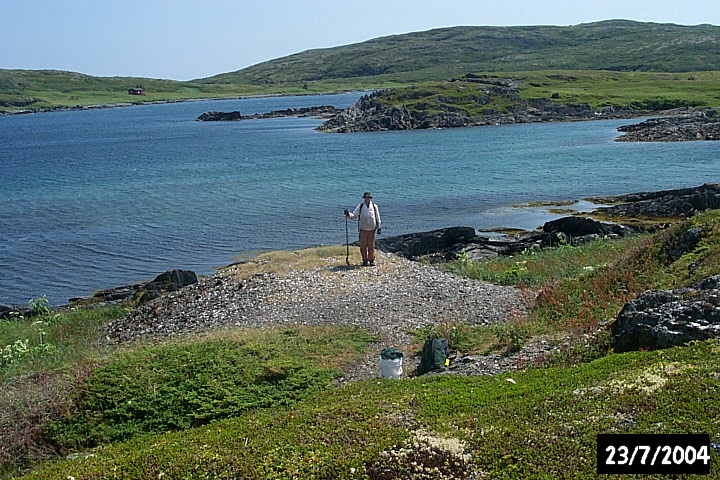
[2,0,719,81]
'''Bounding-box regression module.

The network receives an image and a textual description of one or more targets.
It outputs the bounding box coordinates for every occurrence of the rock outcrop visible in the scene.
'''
[589,183,720,219]
[375,227,477,260]
[375,183,720,263]
[197,105,341,122]
[316,93,622,133]
[375,217,634,263]
[610,275,720,353]
[1,269,199,318]
[316,77,639,133]
[616,108,720,141]
[69,269,198,307]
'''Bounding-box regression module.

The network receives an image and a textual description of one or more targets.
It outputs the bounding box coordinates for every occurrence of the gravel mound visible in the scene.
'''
[105,252,555,383]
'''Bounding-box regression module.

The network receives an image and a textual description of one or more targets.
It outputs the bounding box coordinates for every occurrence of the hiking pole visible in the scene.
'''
[345,215,350,265]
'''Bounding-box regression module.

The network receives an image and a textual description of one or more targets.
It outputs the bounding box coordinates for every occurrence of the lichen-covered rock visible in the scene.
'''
[591,183,720,219]
[609,276,720,353]
[616,108,720,142]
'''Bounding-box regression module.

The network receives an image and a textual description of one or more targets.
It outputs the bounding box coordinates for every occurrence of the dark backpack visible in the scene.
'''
[418,338,450,375]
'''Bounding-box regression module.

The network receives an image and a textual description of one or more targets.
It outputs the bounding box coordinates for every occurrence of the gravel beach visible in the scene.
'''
[105,250,561,383]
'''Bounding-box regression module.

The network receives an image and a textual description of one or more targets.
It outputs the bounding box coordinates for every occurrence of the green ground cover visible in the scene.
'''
[372,71,720,117]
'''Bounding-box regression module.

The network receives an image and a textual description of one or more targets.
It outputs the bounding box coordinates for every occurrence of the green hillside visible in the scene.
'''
[0,69,266,112]
[2,20,720,112]
[200,20,720,86]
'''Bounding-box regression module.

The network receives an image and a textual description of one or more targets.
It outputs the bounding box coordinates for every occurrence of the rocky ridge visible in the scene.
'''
[610,275,720,353]
[196,105,341,122]
[316,76,639,134]
[315,78,718,141]
[588,182,720,219]
[615,107,720,141]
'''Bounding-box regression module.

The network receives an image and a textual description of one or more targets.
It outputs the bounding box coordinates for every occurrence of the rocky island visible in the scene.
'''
[196,105,341,121]
[316,76,636,133]
[194,75,719,142]
[312,75,719,142]
[615,107,719,141]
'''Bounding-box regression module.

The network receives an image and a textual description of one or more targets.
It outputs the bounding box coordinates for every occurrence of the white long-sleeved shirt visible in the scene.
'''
[349,201,381,231]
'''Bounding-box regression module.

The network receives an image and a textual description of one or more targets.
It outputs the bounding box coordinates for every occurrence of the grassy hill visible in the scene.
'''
[0,69,268,112]
[2,20,720,112]
[200,20,720,87]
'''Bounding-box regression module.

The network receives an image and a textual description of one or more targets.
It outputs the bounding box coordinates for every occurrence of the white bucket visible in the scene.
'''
[380,357,403,379]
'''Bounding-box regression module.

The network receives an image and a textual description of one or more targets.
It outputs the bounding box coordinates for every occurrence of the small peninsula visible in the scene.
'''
[315,75,720,141]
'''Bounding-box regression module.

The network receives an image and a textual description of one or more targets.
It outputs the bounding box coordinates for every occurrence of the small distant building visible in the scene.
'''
[128,86,146,95]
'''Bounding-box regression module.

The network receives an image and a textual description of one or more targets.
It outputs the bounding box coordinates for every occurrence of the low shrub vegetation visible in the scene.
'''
[17,341,720,479]
[42,326,374,452]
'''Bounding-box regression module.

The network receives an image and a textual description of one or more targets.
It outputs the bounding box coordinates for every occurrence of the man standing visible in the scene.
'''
[345,192,382,266]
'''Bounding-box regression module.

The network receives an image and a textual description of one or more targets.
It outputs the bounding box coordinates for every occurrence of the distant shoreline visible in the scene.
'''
[0,90,367,117]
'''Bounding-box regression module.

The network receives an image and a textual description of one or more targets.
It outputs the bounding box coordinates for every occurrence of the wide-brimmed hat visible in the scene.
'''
[362,192,373,198]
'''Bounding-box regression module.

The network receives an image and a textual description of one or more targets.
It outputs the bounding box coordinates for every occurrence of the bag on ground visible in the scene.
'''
[418,337,450,375]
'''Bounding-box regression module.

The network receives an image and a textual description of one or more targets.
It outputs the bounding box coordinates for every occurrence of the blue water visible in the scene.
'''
[1,93,719,306]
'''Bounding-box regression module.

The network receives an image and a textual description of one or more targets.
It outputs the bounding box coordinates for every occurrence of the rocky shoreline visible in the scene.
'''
[615,107,719,141]
[377,183,720,263]
[6,87,718,142]
[313,77,718,142]
[195,105,342,121]
[316,92,640,134]
[4,183,719,317]
[4,183,720,381]
[97,182,720,381]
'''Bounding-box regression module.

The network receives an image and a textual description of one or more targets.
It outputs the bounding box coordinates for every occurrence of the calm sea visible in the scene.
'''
[1,93,719,306]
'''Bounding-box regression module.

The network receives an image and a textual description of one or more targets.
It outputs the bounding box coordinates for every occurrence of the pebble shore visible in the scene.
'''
[105,251,560,383]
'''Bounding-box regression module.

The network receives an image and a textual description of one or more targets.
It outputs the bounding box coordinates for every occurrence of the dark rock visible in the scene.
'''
[543,216,614,237]
[591,183,720,219]
[609,277,720,353]
[71,269,198,307]
[375,227,476,259]
[375,219,637,263]
[197,110,244,121]
[697,276,720,290]
[464,232,545,258]
[151,269,198,288]
[0,304,32,319]
[667,227,703,262]
[616,108,720,142]
[134,290,161,306]
[197,105,341,122]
